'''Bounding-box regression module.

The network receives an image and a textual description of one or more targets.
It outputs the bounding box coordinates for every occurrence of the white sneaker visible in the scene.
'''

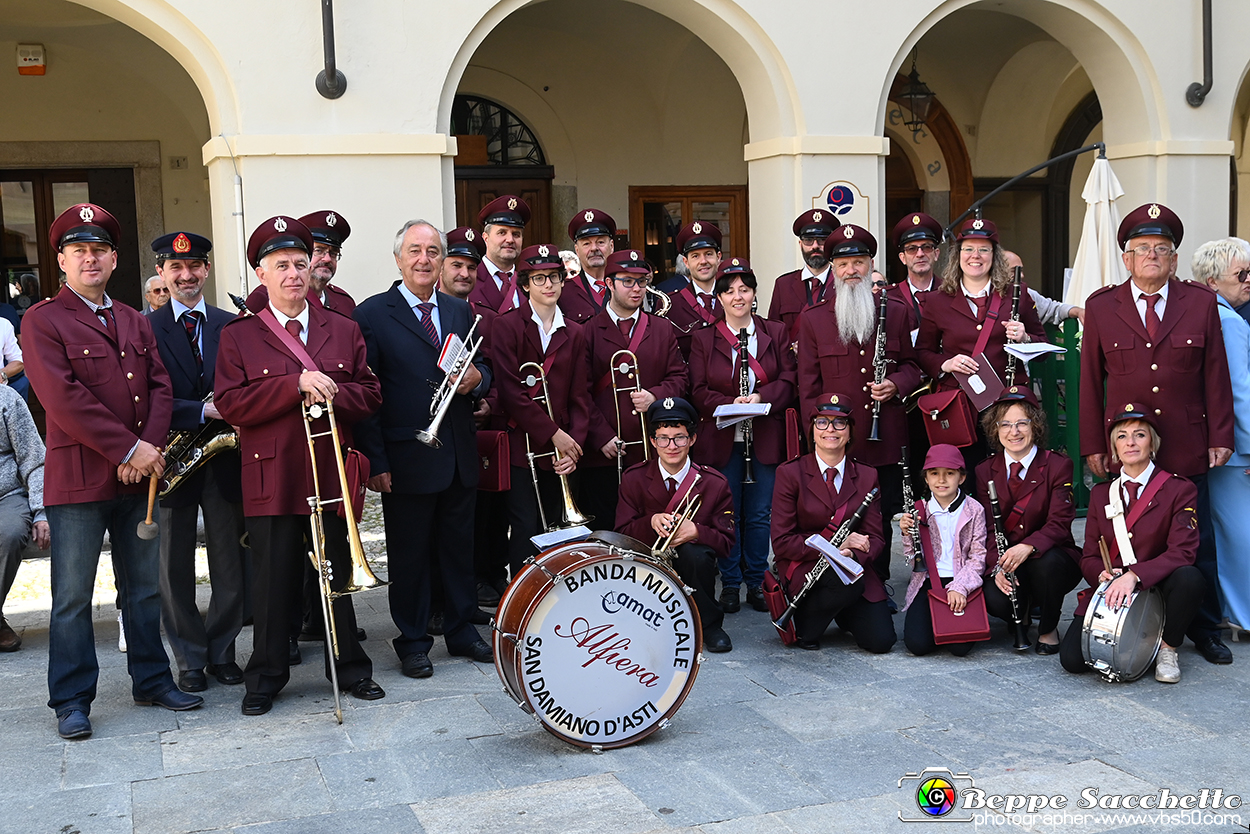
[1155,645,1180,683]
[117,611,127,653]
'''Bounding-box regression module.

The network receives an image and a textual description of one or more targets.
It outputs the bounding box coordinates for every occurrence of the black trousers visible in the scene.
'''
[672,542,724,633]
[1186,471,1223,642]
[1060,565,1206,673]
[578,465,621,536]
[873,462,903,583]
[474,489,510,592]
[904,577,1008,656]
[383,482,483,659]
[506,465,567,576]
[243,514,371,696]
[794,571,896,653]
[981,548,1083,636]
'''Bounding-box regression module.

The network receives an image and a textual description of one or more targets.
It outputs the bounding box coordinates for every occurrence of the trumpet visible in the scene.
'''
[416,315,483,448]
[609,349,650,482]
[520,361,593,534]
[651,473,702,567]
[303,398,389,723]
[645,285,672,317]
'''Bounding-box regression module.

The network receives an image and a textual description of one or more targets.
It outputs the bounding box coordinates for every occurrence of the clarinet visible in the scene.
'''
[1004,266,1022,382]
[738,327,755,485]
[987,480,1031,650]
[900,446,925,573]
[773,487,878,630]
[868,288,890,441]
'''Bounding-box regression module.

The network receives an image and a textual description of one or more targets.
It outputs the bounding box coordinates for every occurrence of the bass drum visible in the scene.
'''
[493,540,702,749]
[1081,580,1164,682]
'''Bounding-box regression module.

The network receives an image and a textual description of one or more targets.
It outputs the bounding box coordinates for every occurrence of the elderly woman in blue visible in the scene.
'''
[1193,237,1250,632]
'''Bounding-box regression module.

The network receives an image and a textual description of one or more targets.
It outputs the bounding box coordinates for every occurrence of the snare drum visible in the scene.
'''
[1081,580,1164,682]
[493,540,703,749]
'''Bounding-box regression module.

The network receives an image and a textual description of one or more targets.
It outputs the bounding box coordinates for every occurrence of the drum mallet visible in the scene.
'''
[1098,536,1113,576]
[137,473,159,540]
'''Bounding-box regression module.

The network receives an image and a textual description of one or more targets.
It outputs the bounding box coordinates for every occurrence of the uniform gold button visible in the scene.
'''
[859,350,865,356]
[1187,339,1192,345]
[861,368,867,374]
[263,369,269,375]
[1151,364,1158,370]
[1155,409,1162,415]
[127,373,133,379]
[338,363,344,369]
[1145,343,1152,349]
[134,395,140,402]
[1152,386,1159,393]
[976,324,983,331]
[254,453,259,459]
[83,349,90,355]
[137,421,142,428]
[1128,532,1134,539]
[121,351,125,357]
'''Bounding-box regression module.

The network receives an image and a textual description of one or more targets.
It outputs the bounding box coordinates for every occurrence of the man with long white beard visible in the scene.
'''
[797,225,923,589]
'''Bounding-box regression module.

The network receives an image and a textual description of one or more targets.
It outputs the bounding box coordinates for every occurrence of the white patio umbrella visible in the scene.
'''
[1066,155,1129,307]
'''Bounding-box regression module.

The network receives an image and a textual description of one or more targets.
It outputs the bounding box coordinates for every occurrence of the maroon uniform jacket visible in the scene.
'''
[214,303,382,516]
[660,278,718,360]
[615,459,736,560]
[558,274,606,325]
[768,269,831,344]
[469,261,527,315]
[973,449,1080,572]
[584,310,689,470]
[886,278,935,336]
[1078,279,1234,478]
[492,308,592,470]
[469,300,506,431]
[770,455,886,603]
[915,283,1045,391]
[689,315,796,467]
[1075,469,1198,617]
[322,282,356,316]
[23,287,173,505]
[796,290,924,467]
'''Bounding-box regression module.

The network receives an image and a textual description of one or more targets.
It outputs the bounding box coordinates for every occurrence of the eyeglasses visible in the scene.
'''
[313,245,341,261]
[1231,268,1250,283]
[960,247,993,256]
[527,273,565,286]
[903,243,937,255]
[652,435,691,448]
[997,420,1031,433]
[813,416,850,431]
[1129,244,1174,258]
[800,236,827,245]
[613,277,651,289]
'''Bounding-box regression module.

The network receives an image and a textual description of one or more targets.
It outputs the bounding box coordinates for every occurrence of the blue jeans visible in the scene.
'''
[719,443,776,591]
[46,496,176,716]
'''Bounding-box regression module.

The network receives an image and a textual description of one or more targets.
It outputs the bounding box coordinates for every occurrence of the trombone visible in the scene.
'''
[303,398,389,724]
[609,349,650,482]
[417,315,483,448]
[651,472,702,567]
[520,360,594,535]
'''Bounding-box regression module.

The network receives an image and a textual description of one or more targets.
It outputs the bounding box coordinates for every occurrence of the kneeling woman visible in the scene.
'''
[974,387,1082,654]
[1059,406,1206,683]
[900,444,987,656]
[770,394,895,653]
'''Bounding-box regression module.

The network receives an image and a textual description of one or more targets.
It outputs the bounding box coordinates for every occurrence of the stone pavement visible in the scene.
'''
[0,507,1246,834]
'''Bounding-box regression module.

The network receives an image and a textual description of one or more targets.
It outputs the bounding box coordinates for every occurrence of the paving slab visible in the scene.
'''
[317,738,501,810]
[0,782,131,834]
[228,805,426,833]
[63,731,163,789]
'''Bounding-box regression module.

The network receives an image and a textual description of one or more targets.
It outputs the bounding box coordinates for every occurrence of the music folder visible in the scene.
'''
[951,352,1004,412]
[804,534,864,585]
[713,402,772,429]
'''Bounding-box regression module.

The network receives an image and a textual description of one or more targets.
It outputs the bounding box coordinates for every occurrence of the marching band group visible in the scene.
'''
[18,190,1245,740]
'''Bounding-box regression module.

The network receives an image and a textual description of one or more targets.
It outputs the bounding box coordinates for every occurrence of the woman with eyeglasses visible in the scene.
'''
[493,244,592,577]
[1192,237,1250,634]
[915,218,1046,472]
[769,395,895,653]
[689,257,797,614]
[972,387,1082,655]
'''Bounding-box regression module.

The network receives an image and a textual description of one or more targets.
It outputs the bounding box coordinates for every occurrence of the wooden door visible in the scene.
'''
[455,172,553,247]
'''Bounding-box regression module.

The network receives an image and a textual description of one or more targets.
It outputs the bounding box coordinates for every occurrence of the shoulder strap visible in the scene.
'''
[916,501,946,588]
[970,293,1004,357]
[715,320,770,385]
[257,307,318,370]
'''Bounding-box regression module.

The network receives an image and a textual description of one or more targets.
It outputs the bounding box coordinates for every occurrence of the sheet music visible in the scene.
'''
[804,534,864,585]
[531,525,592,550]
[438,332,466,374]
[714,402,772,429]
[1004,341,1066,368]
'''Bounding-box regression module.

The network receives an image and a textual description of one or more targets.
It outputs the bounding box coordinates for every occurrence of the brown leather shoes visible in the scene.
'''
[0,618,20,652]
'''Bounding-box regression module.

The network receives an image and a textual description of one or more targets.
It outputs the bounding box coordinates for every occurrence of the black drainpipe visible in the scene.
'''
[1186,0,1212,107]
[316,0,347,100]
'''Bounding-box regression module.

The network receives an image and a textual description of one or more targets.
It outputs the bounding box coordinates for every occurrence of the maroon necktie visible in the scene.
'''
[1124,481,1140,510]
[498,271,516,313]
[1142,293,1161,340]
[417,302,439,344]
[284,319,303,342]
[95,306,115,336]
[1008,461,1024,501]
[182,310,203,371]
[971,296,989,322]
[666,478,676,496]
[698,293,715,313]
[825,468,840,501]
[618,317,633,340]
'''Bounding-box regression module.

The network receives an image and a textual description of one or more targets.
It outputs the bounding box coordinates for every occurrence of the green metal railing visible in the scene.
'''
[1036,317,1087,515]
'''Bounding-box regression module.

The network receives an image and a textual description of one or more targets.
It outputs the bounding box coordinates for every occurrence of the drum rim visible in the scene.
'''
[495,544,703,749]
[1080,580,1164,682]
